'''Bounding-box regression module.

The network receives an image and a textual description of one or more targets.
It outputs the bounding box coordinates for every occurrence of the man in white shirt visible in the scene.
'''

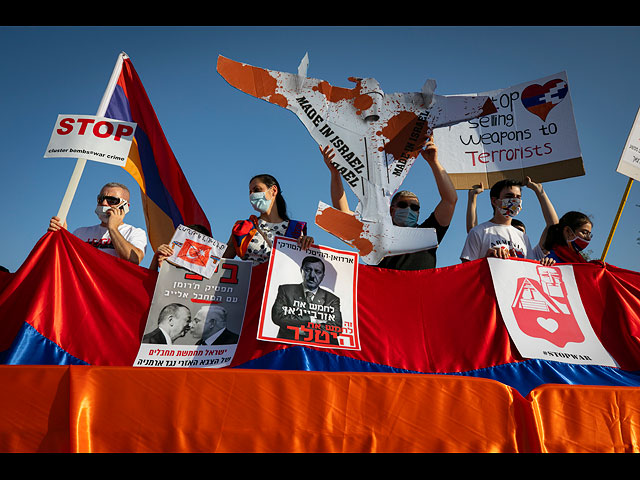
[460,177,557,263]
[48,182,147,265]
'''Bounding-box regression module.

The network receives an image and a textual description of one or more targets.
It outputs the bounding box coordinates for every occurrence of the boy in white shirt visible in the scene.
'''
[460,177,557,263]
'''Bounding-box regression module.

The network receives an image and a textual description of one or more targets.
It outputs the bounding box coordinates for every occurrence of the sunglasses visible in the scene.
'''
[97,195,125,206]
[394,201,420,212]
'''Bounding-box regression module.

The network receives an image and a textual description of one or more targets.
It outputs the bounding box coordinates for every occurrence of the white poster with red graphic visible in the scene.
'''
[433,72,584,189]
[257,236,360,350]
[166,225,227,278]
[488,258,617,367]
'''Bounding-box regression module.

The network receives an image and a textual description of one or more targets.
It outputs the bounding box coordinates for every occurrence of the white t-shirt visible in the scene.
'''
[460,221,543,262]
[73,223,148,259]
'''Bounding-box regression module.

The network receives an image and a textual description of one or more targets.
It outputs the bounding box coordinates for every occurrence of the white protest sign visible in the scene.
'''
[434,72,584,189]
[616,106,640,182]
[44,114,137,167]
[165,225,227,279]
[135,258,252,368]
[258,236,360,350]
[488,258,617,367]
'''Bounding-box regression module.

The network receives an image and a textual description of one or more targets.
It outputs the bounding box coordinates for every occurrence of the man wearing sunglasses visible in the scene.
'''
[322,139,456,270]
[48,182,147,265]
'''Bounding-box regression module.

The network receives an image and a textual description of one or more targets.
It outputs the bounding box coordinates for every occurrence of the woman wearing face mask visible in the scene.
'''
[222,174,314,265]
[542,211,593,264]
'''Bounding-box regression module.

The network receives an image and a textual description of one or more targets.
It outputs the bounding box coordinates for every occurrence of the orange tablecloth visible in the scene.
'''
[2,366,639,453]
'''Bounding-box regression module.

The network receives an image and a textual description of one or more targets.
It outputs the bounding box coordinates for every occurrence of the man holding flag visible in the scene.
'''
[50,52,211,264]
[48,182,147,264]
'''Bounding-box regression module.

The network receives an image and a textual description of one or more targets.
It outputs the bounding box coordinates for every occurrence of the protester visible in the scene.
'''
[460,177,557,264]
[321,137,456,270]
[467,183,526,234]
[542,211,593,264]
[222,174,314,265]
[48,182,147,265]
[148,224,213,271]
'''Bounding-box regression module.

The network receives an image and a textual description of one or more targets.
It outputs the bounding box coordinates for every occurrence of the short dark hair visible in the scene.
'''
[301,255,325,273]
[490,179,522,200]
[511,219,526,232]
[186,224,212,237]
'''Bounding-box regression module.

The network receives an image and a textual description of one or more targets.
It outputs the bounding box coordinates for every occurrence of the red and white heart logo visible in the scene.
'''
[521,79,568,121]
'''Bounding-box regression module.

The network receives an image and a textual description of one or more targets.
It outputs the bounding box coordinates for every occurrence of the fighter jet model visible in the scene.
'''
[217,54,497,264]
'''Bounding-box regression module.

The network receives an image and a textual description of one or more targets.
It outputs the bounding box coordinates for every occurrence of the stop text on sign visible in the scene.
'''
[44,114,138,167]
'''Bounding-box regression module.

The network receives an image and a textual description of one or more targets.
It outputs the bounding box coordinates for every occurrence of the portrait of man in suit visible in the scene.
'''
[142,303,192,345]
[190,304,240,346]
[271,255,343,345]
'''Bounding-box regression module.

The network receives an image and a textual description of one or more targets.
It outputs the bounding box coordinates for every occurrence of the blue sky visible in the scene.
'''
[2,26,640,273]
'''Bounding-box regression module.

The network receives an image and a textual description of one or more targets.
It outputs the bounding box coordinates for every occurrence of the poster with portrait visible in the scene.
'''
[488,258,617,367]
[134,258,251,368]
[258,236,360,350]
[434,71,584,189]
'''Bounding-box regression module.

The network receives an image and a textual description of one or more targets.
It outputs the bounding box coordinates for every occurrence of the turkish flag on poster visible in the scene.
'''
[166,225,228,278]
[177,239,211,268]
[488,258,617,367]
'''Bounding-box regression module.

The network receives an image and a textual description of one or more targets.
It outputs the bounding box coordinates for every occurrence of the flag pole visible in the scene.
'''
[56,52,129,222]
[600,177,634,261]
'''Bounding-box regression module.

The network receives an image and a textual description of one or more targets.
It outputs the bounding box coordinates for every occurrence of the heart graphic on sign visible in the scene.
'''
[536,316,559,333]
[521,79,568,121]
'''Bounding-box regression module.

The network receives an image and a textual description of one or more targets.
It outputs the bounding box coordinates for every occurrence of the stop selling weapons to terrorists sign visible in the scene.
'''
[433,71,584,189]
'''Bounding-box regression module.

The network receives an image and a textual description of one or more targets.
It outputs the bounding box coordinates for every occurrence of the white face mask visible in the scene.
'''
[95,201,129,222]
[498,197,522,218]
[250,192,272,213]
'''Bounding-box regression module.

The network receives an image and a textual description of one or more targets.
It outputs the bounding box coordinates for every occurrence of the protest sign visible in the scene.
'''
[134,258,251,368]
[488,258,617,367]
[616,105,640,182]
[258,236,360,350]
[44,114,137,167]
[165,224,227,278]
[433,72,584,189]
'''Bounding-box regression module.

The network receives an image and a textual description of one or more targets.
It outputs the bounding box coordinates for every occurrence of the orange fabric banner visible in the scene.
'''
[1,365,639,453]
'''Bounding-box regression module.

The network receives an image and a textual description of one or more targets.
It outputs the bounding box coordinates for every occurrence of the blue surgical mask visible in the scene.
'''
[393,207,419,227]
[250,192,271,213]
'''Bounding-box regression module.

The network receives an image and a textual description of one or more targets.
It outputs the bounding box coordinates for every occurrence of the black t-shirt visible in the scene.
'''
[375,211,449,271]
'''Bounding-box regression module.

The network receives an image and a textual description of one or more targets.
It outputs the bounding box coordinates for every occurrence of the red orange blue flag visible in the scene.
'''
[103,52,211,250]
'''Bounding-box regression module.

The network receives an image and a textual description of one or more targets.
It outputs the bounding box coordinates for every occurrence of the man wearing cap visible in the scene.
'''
[48,182,147,265]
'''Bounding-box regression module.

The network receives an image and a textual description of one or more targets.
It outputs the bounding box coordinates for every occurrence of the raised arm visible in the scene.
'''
[524,176,559,248]
[421,138,457,227]
[466,184,484,233]
[320,145,353,214]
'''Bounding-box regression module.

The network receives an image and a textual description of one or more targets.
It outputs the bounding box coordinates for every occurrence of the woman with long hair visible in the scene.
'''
[542,211,593,264]
[223,174,314,264]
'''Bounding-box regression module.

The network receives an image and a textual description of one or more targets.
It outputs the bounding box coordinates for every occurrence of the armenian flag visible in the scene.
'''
[103,52,211,250]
